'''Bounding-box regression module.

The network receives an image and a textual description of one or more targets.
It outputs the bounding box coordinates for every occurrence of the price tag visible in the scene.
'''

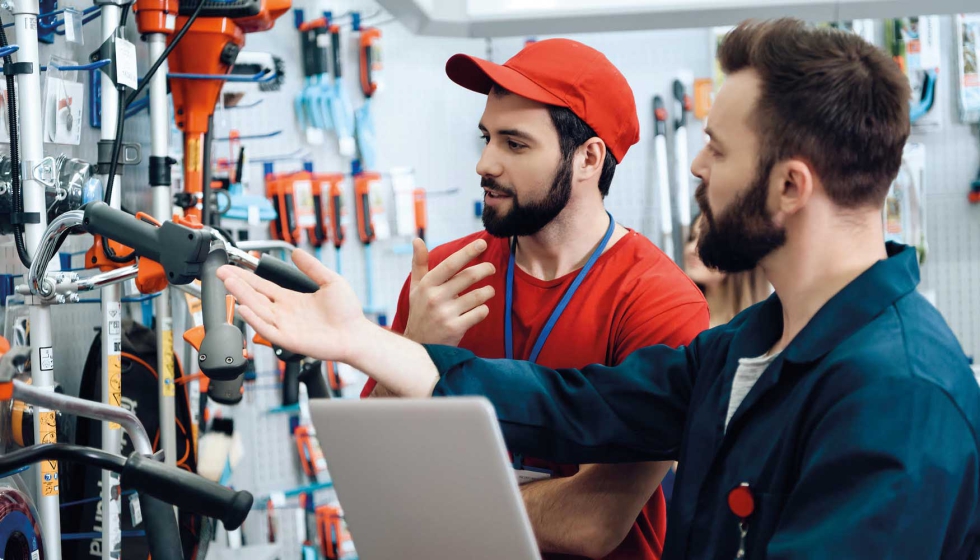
[115,38,138,89]
[129,493,143,526]
[270,491,287,508]
[294,180,316,228]
[64,8,83,45]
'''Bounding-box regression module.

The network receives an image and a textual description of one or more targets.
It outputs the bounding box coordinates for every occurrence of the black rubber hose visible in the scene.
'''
[139,494,183,560]
[0,17,30,267]
[103,0,207,204]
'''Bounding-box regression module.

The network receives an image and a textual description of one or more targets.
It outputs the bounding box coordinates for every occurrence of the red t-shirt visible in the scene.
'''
[362,229,708,560]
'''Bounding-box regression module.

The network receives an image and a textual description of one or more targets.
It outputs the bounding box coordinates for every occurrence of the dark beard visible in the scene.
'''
[695,162,787,273]
[481,156,573,238]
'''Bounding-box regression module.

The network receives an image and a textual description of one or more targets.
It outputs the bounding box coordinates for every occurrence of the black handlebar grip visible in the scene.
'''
[82,202,211,285]
[209,376,244,405]
[200,249,247,381]
[299,361,330,399]
[122,453,253,530]
[282,361,301,407]
[139,494,183,560]
[82,202,162,262]
[255,255,320,294]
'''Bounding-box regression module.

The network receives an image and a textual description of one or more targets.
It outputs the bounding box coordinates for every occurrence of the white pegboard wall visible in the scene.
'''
[913,16,980,359]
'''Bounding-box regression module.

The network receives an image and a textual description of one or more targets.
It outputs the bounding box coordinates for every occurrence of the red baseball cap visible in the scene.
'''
[446,38,639,163]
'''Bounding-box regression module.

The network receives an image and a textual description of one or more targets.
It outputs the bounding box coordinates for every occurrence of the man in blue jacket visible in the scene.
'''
[220,19,980,559]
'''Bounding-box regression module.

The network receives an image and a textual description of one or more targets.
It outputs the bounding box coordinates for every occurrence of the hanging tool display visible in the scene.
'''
[672,79,693,258]
[309,173,343,257]
[354,22,380,169]
[353,165,386,320]
[652,95,673,261]
[266,169,303,244]
[328,175,346,273]
[329,23,356,158]
[295,13,332,145]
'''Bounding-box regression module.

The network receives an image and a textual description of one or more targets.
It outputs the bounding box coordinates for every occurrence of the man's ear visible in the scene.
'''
[577,137,606,182]
[770,158,813,219]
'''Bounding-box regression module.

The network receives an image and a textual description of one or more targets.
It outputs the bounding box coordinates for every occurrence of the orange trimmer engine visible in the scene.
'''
[169,18,245,222]
[132,0,179,35]
[167,0,290,221]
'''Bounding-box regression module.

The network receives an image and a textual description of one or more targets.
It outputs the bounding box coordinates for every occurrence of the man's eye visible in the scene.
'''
[508,140,526,151]
[481,135,490,145]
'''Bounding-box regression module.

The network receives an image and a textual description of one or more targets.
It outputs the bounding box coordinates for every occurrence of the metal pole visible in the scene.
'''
[98,5,123,560]
[12,0,62,555]
[148,33,177,471]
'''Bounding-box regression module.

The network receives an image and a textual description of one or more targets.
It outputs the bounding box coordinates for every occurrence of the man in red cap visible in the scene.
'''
[361,39,707,559]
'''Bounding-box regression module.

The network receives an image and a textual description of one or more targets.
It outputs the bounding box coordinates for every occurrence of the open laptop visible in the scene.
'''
[310,397,542,560]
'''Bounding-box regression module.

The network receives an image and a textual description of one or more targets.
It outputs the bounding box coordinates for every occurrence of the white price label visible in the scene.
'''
[39,347,54,371]
[64,8,83,44]
[294,180,316,228]
[115,38,138,89]
[270,491,287,508]
[129,493,143,526]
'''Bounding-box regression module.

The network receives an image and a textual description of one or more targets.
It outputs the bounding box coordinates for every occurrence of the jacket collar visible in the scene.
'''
[728,242,920,365]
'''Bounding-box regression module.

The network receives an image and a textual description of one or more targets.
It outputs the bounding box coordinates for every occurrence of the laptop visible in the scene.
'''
[310,397,542,560]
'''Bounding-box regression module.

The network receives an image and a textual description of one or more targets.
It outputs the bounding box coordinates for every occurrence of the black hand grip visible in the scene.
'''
[270,195,284,240]
[331,195,345,247]
[331,26,342,79]
[311,194,327,247]
[209,376,244,405]
[82,202,211,284]
[299,361,330,399]
[255,255,320,294]
[122,453,253,530]
[200,249,247,381]
[139,494,183,560]
[284,193,298,241]
[82,202,162,262]
[282,361,301,406]
[202,249,231,330]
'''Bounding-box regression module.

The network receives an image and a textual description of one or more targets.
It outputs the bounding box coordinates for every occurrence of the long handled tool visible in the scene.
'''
[653,96,673,261]
[672,80,693,253]
[133,0,180,483]
[7,0,64,554]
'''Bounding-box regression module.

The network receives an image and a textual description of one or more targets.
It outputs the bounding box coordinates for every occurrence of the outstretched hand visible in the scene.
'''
[217,250,371,364]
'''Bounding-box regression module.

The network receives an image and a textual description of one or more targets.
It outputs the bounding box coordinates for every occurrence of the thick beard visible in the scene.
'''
[695,162,787,273]
[481,156,573,238]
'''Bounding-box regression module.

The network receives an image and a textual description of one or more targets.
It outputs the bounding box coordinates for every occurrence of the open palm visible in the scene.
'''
[217,250,370,363]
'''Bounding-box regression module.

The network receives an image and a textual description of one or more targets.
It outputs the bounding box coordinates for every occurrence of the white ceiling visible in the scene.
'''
[378,0,979,37]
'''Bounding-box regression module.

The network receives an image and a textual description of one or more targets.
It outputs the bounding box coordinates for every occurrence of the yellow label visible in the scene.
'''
[108,355,122,430]
[39,411,59,496]
[187,137,201,173]
[162,330,176,397]
[185,281,203,326]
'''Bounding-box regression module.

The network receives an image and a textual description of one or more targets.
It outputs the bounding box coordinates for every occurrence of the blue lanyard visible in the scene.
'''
[505,212,616,362]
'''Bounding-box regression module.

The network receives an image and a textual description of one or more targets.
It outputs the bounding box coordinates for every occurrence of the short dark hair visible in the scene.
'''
[717,19,910,208]
[490,84,617,197]
[548,106,617,197]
